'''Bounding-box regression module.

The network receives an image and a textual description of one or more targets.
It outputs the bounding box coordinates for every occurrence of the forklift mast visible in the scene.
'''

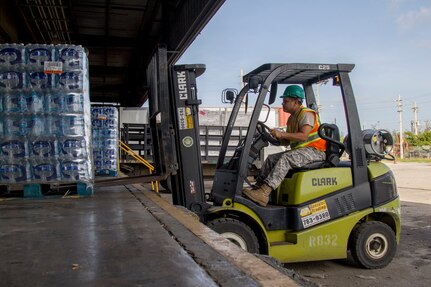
[168,64,207,212]
[146,45,207,212]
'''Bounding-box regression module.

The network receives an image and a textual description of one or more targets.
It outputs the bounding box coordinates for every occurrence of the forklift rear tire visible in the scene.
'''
[350,221,397,269]
[207,218,259,253]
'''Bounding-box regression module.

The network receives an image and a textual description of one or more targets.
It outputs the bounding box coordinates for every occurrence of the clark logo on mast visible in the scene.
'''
[177,71,188,100]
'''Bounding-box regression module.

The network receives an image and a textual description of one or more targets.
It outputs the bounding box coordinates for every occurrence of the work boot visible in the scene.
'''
[242,183,272,207]
[253,181,263,189]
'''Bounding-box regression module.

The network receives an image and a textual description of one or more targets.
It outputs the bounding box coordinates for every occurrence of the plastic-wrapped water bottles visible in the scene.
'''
[0,44,25,71]
[91,106,118,176]
[0,161,30,183]
[3,93,22,113]
[3,116,22,136]
[28,72,53,90]
[60,159,89,181]
[62,115,85,137]
[59,137,87,158]
[23,92,44,113]
[45,93,64,113]
[57,45,86,71]
[26,44,56,71]
[30,159,60,181]
[63,93,84,113]
[58,71,83,91]
[0,116,3,136]
[0,71,25,90]
[0,43,93,187]
[0,138,28,158]
[29,138,58,158]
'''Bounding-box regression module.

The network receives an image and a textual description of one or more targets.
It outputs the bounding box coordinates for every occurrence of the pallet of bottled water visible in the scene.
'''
[92,106,118,177]
[0,43,93,194]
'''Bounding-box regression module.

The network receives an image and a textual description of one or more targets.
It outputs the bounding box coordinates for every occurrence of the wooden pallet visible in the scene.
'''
[0,182,93,198]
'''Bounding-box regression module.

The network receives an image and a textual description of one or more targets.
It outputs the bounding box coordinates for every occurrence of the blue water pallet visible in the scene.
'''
[95,170,118,177]
[23,182,93,198]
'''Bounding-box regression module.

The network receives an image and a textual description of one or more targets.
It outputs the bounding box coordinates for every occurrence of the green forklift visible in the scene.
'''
[145,47,400,269]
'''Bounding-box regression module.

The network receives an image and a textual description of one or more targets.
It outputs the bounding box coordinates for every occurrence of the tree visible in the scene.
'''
[404,131,431,146]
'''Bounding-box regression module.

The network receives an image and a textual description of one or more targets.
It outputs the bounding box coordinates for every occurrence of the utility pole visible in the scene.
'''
[314,80,327,114]
[240,68,244,89]
[397,95,404,159]
[412,101,418,135]
[315,83,321,114]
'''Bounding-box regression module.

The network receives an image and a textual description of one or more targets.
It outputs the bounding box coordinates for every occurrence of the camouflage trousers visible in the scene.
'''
[259,147,326,189]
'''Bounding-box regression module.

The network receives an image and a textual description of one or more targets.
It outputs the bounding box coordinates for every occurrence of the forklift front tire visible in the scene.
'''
[350,221,397,269]
[207,218,260,253]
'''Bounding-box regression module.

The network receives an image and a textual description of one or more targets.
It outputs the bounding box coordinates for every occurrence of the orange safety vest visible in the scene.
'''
[286,106,326,151]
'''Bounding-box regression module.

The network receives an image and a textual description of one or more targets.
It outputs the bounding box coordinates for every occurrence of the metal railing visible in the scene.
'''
[118,140,159,192]
[120,124,257,164]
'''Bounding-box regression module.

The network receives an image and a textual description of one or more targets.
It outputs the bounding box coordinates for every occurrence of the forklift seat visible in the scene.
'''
[289,123,342,173]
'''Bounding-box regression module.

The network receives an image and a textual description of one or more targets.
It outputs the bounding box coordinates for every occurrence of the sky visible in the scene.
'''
[178,0,431,134]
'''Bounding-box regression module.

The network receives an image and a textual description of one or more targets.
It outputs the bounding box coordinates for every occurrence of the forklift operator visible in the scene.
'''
[243,85,327,207]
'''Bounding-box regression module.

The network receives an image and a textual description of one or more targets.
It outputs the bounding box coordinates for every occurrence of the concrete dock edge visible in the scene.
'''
[131,183,299,287]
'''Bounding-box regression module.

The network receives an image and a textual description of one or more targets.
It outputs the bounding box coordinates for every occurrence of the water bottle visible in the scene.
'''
[4,115,22,136]
[60,160,79,180]
[60,137,87,158]
[104,148,117,160]
[28,72,53,90]
[0,116,3,137]
[63,93,84,113]
[102,159,117,171]
[0,161,29,183]
[18,117,32,136]
[58,71,82,91]
[100,138,117,156]
[101,129,118,139]
[27,45,56,71]
[30,138,57,158]
[3,93,23,113]
[62,115,85,136]
[91,118,102,130]
[57,45,85,71]
[0,71,25,90]
[0,44,25,70]
[103,107,118,119]
[91,107,103,119]
[30,159,59,182]
[103,118,117,130]
[45,93,64,113]
[60,159,88,181]
[46,115,63,136]
[21,115,45,137]
[91,128,100,141]
[94,159,103,173]
[22,92,44,114]
[0,139,28,159]
[93,148,103,160]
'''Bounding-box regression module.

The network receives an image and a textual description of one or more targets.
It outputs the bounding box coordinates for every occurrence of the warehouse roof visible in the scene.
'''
[0,0,224,106]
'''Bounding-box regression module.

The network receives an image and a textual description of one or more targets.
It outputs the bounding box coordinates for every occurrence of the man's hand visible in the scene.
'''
[270,128,283,139]
[269,125,313,143]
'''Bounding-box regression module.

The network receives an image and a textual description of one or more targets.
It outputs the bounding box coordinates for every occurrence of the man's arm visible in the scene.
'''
[270,111,315,144]
[270,125,313,143]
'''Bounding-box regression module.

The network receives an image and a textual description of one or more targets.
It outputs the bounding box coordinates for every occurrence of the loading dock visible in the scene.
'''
[0,184,297,286]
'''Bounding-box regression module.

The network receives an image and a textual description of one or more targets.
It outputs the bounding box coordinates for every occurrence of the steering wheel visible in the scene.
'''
[256,121,280,146]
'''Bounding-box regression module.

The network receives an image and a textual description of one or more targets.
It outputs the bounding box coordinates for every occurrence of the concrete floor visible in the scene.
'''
[0,184,297,287]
